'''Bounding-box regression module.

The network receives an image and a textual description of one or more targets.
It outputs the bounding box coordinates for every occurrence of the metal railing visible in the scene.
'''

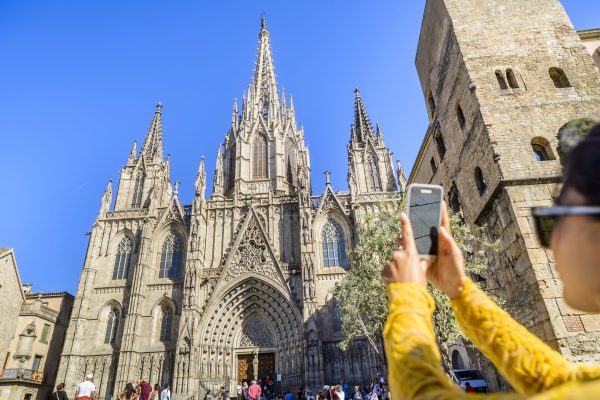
[0,368,45,383]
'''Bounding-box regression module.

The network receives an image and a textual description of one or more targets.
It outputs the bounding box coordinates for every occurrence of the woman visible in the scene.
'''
[51,383,69,400]
[381,125,600,399]
[353,386,363,400]
[118,383,138,400]
[150,384,160,400]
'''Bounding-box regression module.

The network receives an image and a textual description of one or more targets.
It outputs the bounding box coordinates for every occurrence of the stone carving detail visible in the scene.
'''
[225,216,278,282]
[239,317,275,347]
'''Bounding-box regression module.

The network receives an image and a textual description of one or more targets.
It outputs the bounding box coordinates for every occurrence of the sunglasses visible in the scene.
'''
[532,206,600,248]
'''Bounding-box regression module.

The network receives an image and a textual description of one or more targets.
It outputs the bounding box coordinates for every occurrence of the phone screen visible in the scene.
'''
[408,185,443,255]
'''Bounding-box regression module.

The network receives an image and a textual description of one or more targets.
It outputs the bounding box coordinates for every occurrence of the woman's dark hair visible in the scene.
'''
[57,383,65,391]
[561,123,600,205]
[155,384,160,390]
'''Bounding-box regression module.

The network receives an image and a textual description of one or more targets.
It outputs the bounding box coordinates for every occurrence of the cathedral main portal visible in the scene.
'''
[236,352,275,385]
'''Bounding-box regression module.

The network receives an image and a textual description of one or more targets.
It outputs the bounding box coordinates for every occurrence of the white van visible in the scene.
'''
[450,369,489,393]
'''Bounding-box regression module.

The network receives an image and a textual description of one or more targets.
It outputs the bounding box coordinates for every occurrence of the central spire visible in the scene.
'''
[249,17,279,120]
[353,88,375,143]
[140,102,164,163]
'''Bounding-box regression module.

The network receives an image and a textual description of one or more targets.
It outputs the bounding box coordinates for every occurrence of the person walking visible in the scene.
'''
[248,380,262,400]
[352,386,362,400]
[136,378,152,400]
[51,383,69,400]
[160,384,171,400]
[241,382,249,400]
[149,384,160,400]
[381,124,600,399]
[75,374,96,400]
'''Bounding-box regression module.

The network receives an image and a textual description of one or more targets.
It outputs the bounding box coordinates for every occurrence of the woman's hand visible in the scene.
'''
[426,202,467,299]
[381,212,429,287]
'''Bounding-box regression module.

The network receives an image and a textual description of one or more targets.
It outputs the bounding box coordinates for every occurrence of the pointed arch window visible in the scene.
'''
[366,156,382,191]
[159,305,173,342]
[531,137,555,161]
[227,144,236,192]
[252,134,268,179]
[284,138,298,185]
[332,299,342,332]
[112,236,133,280]
[131,171,145,208]
[104,308,120,345]
[321,218,347,268]
[159,230,184,279]
[549,67,571,88]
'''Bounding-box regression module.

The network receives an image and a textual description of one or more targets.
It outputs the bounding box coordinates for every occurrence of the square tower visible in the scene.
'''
[411,0,600,368]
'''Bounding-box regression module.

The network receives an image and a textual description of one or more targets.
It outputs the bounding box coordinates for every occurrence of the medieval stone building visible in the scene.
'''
[409,0,600,390]
[56,18,403,400]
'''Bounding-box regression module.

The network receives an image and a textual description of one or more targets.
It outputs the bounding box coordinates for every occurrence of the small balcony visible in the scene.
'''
[0,368,46,384]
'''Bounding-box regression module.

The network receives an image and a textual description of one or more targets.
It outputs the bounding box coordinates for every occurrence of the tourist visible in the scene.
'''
[464,382,475,393]
[381,124,600,398]
[51,383,69,400]
[335,386,344,400]
[204,389,213,400]
[352,386,362,400]
[241,382,249,400]
[137,378,152,400]
[118,383,137,400]
[284,390,293,400]
[296,387,305,400]
[160,384,171,400]
[150,384,160,400]
[75,373,96,400]
[248,380,262,400]
[306,391,316,400]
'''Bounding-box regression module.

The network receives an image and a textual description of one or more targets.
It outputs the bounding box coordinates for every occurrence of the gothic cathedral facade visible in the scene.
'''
[56,19,405,400]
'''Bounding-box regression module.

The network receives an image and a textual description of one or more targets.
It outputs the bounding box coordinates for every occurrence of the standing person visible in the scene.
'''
[464,382,475,393]
[160,384,171,400]
[150,384,160,400]
[284,391,293,400]
[75,374,96,400]
[381,125,600,399]
[204,389,213,400]
[248,380,262,400]
[51,383,69,400]
[352,386,362,400]
[340,381,349,400]
[118,383,138,400]
[137,378,152,400]
[241,382,249,400]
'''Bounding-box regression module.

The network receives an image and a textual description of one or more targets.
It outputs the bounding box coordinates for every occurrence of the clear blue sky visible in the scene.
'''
[0,1,597,294]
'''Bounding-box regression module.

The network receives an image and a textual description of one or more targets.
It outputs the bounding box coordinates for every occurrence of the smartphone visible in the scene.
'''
[406,183,443,256]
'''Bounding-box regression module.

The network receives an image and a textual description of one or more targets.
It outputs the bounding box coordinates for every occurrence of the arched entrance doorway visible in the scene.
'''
[197,277,304,393]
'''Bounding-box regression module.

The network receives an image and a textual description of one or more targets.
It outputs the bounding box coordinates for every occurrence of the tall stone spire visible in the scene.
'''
[140,102,164,163]
[195,156,207,199]
[249,17,279,120]
[353,88,375,143]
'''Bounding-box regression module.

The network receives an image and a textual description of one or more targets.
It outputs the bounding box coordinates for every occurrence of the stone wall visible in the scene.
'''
[0,249,24,367]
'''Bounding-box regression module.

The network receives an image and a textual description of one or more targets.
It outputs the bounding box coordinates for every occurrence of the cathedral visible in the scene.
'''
[56,18,405,400]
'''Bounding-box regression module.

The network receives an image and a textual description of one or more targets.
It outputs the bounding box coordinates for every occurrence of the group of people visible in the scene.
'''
[381,124,600,398]
[50,374,171,400]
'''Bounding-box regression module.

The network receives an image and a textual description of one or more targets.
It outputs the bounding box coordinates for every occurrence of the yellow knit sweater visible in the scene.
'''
[383,279,600,399]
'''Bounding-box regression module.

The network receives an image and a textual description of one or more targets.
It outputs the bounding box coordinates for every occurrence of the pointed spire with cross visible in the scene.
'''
[140,102,164,163]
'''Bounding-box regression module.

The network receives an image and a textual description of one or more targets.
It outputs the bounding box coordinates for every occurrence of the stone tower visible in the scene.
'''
[57,18,402,400]
[410,0,600,388]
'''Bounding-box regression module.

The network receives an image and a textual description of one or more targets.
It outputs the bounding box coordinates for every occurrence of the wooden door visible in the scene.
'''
[258,352,275,383]
[238,354,255,385]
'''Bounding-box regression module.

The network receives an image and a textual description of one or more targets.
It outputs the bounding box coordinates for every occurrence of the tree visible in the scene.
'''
[333,198,497,370]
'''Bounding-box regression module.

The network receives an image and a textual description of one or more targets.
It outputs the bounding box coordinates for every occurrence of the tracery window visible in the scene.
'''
[332,300,342,332]
[131,171,145,208]
[104,308,120,345]
[321,218,347,268]
[284,138,298,185]
[228,144,236,192]
[159,305,173,342]
[253,134,268,179]
[112,236,133,280]
[366,156,382,191]
[159,230,184,279]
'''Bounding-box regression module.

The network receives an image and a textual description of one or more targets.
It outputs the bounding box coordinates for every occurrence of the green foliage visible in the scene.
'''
[333,198,497,365]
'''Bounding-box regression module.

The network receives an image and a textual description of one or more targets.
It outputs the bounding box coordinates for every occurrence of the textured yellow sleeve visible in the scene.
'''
[383,283,524,400]
[451,279,600,395]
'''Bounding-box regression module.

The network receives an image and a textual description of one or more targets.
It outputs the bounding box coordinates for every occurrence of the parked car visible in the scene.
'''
[450,369,489,393]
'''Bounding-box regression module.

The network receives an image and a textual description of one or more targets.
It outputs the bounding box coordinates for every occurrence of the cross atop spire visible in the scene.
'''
[140,102,164,163]
[353,88,375,143]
